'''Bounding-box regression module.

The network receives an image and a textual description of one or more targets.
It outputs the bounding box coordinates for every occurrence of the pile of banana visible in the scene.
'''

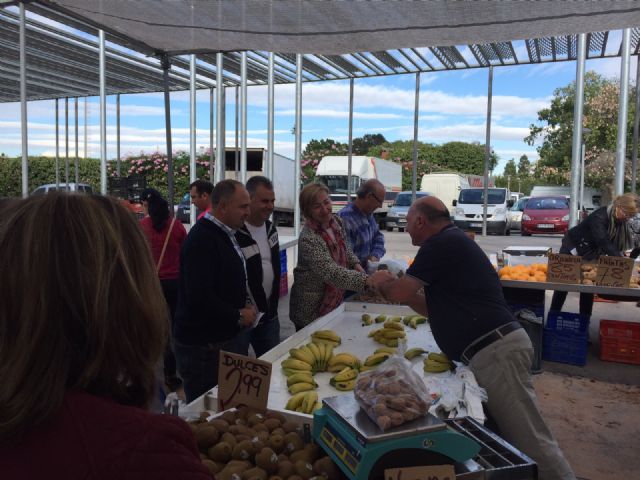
[403,315,428,329]
[368,320,406,347]
[329,366,358,391]
[310,330,342,348]
[423,351,455,373]
[361,314,402,326]
[284,390,320,414]
[284,342,334,375]
[362,351,391,369]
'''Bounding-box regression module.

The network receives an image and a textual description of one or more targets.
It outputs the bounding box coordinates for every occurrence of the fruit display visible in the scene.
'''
[367,321,406,347]
[581,263,597,285]
[423,352,454,373]
[189,406,344,479]
[498,263,547,282]
[310,330,342,348]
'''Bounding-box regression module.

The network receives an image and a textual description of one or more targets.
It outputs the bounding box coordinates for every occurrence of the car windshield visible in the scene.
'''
[512,197,529,212]
[394,192,428,207]
[180,193,190,205]
[316,175,359,194]
[526,197,569,210]
[458,188,506,204]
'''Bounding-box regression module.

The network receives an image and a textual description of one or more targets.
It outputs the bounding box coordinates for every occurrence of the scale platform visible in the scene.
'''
[313,395,481,480]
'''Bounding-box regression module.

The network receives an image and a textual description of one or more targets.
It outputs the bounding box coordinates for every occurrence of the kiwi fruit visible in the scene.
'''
[276,459,294,478]
[241,467,267,480]
[201,459,221,475]
[209,418,230,433]
[217,466,246,480]
[303,443,322,463]
[195,426,219,450]
[287,476,304,480]
[199,411,212,422]
[267,477,284,480]
[232,439,256,461]
[265,411,287,424]
[268,434,285,453]
[294,460,315,480]
[263,418,281,431]
[251,437,265,452]
[221,431,238,448]
[256,430,270,442]
[208,441,232,463]
[226,460,252,471]
[290,449,313,464]
[281,421,300,434]
[236,434,251,443]
[247,413,265,427]
[254,447,279,474]
[283,432,304,453]
[276,453,289,463]
[313,457,340,479]
[219,410,237,424]
[271,427,285,437]
[254,422,269,433]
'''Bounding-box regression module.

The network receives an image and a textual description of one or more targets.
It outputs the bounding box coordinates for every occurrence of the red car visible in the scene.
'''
[521,196,570,236]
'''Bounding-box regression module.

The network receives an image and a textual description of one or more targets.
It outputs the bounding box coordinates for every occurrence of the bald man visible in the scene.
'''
[371,196,575,480]
[338,179,386,270]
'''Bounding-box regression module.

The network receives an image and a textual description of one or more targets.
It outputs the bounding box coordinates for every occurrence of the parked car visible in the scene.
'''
[384,191,431,232]
[31,183,94,195]
[507,196,529,231]
[175,192,194,223]
[521,196,569,236]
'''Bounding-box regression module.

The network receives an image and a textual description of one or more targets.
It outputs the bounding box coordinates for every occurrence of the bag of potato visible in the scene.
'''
[354,355,430,431]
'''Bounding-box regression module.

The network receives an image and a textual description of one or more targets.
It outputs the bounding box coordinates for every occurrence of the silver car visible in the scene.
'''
[507,196,529,231]
[384,191,430,232]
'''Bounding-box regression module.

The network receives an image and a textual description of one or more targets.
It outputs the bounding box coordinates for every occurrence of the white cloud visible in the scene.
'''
[274,109,406,119]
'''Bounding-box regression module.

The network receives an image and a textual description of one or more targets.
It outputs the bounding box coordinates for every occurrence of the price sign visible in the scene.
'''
[596,256,634,288]
[217,351,272,412]
[385,465,455,480]
[547,253,582,284]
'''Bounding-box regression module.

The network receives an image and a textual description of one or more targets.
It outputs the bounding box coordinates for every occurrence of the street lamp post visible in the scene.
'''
[581,127,591,217]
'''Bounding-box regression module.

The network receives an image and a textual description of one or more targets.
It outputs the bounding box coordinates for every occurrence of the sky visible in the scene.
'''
[0,12,636,175]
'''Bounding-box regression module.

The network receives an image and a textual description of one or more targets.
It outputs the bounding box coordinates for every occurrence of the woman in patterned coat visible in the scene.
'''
[289,183,385,330]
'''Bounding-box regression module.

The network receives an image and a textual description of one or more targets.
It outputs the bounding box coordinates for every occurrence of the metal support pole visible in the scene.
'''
[116,93,121,176]
[569,33,586,228]
[234,86,239,179]
[209,87,215,181]
[19,2,28,197]
[75,97,79,185]
[99,30,107,195]
[267,52,275,180]
[580,142,586,213]
[482,66,494,237]
[615,28,631,196]
[65,97,69,187]
[55,98,60,188]
[412,72,420,202]
[294,54,303,242]
[347,78,354,202]
[190,54,197,224]
[215,52,225,184]
[83,97,87,160]
[632,58,640,194]
[240,51,248,184]
[161,54,174,208]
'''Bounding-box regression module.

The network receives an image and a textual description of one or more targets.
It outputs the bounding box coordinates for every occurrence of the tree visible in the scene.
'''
[300,138,348,184]
[503,158,517,178]
[517,154,531,176]
[352,133,387,155]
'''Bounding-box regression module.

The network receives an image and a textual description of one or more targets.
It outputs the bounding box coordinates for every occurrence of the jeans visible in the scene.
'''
[228,315,281,358]
[549,241,594,316]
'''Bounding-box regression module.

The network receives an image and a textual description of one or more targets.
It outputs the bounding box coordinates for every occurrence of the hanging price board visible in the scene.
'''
[596,256,634,288]
[547,253,582,284]
[218,351,272,411]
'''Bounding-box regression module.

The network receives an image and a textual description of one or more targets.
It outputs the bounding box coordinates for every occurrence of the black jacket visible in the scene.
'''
[174,218,246,346]
[567,206,621,260]
[235,220,281,319]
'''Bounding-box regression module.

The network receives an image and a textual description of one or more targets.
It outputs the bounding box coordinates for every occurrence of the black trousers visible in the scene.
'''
[160,278,182,390]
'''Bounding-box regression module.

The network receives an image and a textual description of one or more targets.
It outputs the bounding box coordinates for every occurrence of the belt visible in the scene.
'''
[460,321,522,365]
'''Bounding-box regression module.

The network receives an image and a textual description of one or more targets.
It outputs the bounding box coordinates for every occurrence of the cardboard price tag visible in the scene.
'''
[547,253,582,284]
[385,465,455,480]
[217,351,272,412]
[596,256,635,288]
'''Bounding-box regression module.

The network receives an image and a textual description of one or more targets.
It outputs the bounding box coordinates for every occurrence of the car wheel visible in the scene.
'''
[399,228,405,232]
[521,230,531,236]
[505,227,511,236]
[386,227,393,232]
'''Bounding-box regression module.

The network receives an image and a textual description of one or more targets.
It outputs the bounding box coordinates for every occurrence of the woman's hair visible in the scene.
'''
[0,193,168,443]
[613,193,638,219]
[300,182,330,219]
[147,193,170,232]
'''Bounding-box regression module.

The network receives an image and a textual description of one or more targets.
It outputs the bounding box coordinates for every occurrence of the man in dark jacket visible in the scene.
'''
[173,180,257,402]
[234,176,281,357]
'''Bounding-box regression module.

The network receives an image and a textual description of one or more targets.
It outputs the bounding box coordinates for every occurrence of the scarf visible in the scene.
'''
[607,205,634,253]
[306,215,348,316]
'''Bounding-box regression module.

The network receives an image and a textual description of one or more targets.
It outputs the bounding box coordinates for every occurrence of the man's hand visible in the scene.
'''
[368,256,379,262]
[354,264,366,274]
[368,270,395,290]
[239,305,258,327]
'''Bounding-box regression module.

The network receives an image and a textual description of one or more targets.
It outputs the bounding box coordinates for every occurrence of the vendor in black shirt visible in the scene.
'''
[372,196,575,480]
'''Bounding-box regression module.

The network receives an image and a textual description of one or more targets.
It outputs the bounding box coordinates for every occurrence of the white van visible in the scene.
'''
[420,173,470,213]
[32,183,94,195]
[453,187,513,235]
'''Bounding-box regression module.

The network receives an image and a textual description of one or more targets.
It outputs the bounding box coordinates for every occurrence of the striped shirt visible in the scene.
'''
[337,202,386,267]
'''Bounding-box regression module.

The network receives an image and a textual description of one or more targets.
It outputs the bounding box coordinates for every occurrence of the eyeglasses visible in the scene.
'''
[370,192,384,205]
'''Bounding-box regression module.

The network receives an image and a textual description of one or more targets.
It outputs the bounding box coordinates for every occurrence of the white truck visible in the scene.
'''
[420,173,470,213]
[315,155,402,221]
[530,185,603,212]
[452,187,513,235]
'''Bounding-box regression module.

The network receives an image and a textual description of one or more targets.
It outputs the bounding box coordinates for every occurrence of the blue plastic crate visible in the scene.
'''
[542,328,588,366]
[546,311,589,335]
[279,250,287,274]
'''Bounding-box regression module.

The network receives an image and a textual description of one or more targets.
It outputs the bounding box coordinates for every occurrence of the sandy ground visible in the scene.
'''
[533,372,640,480]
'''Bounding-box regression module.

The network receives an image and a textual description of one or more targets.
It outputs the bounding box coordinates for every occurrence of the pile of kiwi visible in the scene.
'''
[189,406,345,480]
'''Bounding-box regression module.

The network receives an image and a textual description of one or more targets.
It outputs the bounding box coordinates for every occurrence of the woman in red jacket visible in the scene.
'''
[0,193,210,479]
[140,191,188,393]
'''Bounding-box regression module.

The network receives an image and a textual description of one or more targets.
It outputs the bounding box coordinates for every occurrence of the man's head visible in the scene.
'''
[246,175,275,226]
[406,196,451,246]
[212,179,250,230]
[189,180,214,212]
[355,179,386,215]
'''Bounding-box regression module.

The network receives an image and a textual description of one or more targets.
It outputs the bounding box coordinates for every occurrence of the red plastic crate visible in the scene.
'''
[599,320,640,365]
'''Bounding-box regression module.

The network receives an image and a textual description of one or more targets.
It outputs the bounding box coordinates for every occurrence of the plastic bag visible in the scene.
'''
[354,355,430,431]
[377,258,409,276]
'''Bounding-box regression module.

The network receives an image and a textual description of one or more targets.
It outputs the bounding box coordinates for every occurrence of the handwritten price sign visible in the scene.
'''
[547,253,582,284]
[218,351,272,412]
[596,256,634,288]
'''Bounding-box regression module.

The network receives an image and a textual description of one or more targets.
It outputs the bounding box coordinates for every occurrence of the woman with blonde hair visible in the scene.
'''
[550,193,638,317]
[0,193,210,479]
[289,183,389,329]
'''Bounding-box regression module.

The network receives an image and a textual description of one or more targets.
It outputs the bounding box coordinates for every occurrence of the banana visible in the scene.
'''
[312,338,340,349]
[306,342,322,366]
[384,338,399,348]
[359,365,378,372]
[316,342,327,370]
[323,343,334,364]
[288,382,316,394]
[289,348,315,366]
[374,314,387,323]
[332,379,356,391]
[285,391,309,410]
[404,347,427,360]
[409,318,418,329]
[364,352,390,366]
[302,391,318,414]
[287,372,316,387]
[423,358,451,373]
[361,313,372,326]
[282,368,313,377]
[281,358,313,372]
[414,316,428,324]
[299,345,317,366]
[331,366,358,383]
[311,330,342,344]
[389,316,403,322]
[313,402,323,412]
[374,346,397,355]
[328,353,360,370]
[428,352,450,363]
[381,329,406,339]
[383,320,405,331]
[402,316,412,326]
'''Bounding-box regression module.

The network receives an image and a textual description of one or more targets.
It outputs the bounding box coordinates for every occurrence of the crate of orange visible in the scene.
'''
[499,263,547,282]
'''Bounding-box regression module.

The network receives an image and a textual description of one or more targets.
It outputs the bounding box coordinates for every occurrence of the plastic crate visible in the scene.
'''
[599,320,640,365]
[542,311,590,366]
[279,250,288,297]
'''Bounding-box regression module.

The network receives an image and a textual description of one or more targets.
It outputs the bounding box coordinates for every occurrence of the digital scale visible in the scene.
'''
[313,395,481,480]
